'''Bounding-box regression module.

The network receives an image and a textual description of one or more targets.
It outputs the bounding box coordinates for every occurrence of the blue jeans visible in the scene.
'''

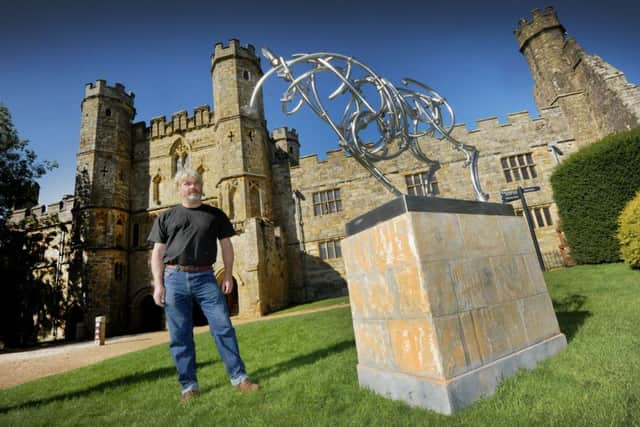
[163,268,248,394]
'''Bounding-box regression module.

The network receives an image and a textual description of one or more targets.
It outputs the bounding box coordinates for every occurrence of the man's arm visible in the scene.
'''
[220,238,234,295]
[151,242,167,306]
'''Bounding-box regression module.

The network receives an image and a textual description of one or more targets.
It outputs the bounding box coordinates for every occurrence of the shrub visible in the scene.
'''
[550,128,640,264]
[617,191,640,268]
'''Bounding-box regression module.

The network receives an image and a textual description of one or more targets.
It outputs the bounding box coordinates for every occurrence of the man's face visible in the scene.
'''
[180,177,202,203]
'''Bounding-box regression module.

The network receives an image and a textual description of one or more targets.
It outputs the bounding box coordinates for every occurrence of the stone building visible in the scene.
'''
[10,7,640,338]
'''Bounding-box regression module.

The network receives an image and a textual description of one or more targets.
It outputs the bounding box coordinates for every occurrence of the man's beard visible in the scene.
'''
[187,193,202,202]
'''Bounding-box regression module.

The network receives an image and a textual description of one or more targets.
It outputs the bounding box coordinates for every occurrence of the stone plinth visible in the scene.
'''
[342,196,566,414]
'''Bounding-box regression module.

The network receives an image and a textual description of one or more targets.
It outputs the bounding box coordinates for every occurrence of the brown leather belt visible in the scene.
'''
[165,264,211,272]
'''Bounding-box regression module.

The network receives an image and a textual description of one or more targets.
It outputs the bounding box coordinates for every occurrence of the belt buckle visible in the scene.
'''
[176,265,186,272]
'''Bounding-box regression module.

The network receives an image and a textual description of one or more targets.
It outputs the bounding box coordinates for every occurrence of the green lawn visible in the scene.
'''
[1,264,639,426]
[270,295,349,315]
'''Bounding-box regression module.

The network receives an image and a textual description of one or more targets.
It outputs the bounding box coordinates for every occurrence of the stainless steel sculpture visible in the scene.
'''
[250,48,489,201]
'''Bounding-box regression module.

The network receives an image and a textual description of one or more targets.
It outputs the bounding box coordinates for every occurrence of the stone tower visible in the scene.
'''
[272,127,300,167]
[210,40,288,316]
[211,39,272,222]
[73,80,134,336]
[515,7,640,146]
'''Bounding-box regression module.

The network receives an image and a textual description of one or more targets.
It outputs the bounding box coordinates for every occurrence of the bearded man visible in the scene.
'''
[148,169,259,402]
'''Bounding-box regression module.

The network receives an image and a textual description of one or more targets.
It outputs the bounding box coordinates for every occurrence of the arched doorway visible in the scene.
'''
[216,271,239,316]
[65,306,84,341]
[139,295,164,332]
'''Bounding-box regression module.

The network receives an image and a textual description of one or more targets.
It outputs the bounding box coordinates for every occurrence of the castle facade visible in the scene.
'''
[10,7,640,338]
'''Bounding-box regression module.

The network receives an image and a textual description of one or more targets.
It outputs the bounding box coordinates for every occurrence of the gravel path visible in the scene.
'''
[0,304,349,389]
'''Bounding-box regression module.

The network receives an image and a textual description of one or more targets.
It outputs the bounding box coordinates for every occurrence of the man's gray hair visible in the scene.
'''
[174,168,203,187]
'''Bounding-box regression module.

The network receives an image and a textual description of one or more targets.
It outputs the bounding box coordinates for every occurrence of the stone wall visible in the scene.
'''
[283,106,577,300]
[8,197,75,340]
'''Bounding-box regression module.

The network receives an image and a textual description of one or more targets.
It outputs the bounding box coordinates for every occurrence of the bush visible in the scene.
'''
[617,191,640,268]
[550,128,640,264]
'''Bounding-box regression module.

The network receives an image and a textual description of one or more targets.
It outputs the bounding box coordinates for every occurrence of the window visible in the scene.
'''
[312,189,342,216]
[170,139,190,177]
[173,153,189,174]
[319,239,342,260]
[501,153,537,183]
[153,174,162,205]
[515,205,553,228]
[105,108,111,117]
[114,262,124,281]
[115,218,125,248]
[132,223,140,247]
[405,172,439,196]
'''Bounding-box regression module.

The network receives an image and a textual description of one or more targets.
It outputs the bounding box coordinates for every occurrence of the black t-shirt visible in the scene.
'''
[147,204,235,266]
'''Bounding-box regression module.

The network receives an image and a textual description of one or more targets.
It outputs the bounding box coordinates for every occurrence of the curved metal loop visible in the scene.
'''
[251,48,489,201]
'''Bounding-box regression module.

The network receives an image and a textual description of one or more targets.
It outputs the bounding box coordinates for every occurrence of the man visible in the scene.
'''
[148,169,259,402]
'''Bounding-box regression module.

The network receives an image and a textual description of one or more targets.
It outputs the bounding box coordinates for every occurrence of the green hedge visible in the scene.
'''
[550,128,640,264]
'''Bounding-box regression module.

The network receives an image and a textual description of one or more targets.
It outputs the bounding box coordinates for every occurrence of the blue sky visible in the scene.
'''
[1,0,639,206]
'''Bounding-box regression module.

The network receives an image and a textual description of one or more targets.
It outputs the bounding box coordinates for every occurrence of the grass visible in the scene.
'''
[270,296,349,315]
[1,264,639,426]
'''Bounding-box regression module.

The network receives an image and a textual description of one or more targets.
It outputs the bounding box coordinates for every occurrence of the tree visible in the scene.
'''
[0,103,57,225]
[0,102,59,347]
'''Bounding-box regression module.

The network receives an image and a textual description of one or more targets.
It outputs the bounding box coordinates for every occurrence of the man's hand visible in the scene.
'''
[153,286,165,307]
[151,242,167,307]
[220,238,235,295]
[221,276,234,295]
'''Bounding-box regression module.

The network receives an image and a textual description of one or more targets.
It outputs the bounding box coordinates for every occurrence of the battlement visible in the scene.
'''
[9,194,74,225]
[514,6,565,51]
[149,105,214,139]
[294,107,567,172]
[211,39,260,69]
[272,127,299,141]
[84,79,135,105]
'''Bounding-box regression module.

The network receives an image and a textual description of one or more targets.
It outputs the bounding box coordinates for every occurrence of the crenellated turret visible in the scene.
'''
[514,7,578,108]
[211,39,264,122]
[77,79,135,210]
[515,7,640,145]
[272,127,300,166]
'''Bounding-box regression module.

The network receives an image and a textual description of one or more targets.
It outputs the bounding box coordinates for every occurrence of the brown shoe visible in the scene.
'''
[181,390,200,404]
[234,379,259,392]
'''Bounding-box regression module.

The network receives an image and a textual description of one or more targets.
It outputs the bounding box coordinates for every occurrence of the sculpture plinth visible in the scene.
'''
[342,196,567,414]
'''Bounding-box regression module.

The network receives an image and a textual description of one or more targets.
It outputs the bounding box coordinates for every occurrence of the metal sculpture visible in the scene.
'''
[250,48,489,201]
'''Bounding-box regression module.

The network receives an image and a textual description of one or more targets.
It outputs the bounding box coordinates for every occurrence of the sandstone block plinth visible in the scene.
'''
[343,196,566,414]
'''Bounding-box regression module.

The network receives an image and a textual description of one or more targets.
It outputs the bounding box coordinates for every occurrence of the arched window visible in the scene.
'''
[170,139,191,176]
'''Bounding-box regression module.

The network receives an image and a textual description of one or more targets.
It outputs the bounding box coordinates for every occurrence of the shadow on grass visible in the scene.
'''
[552,294,591,342]
[251,339,355,381]
[0,360,213,414]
